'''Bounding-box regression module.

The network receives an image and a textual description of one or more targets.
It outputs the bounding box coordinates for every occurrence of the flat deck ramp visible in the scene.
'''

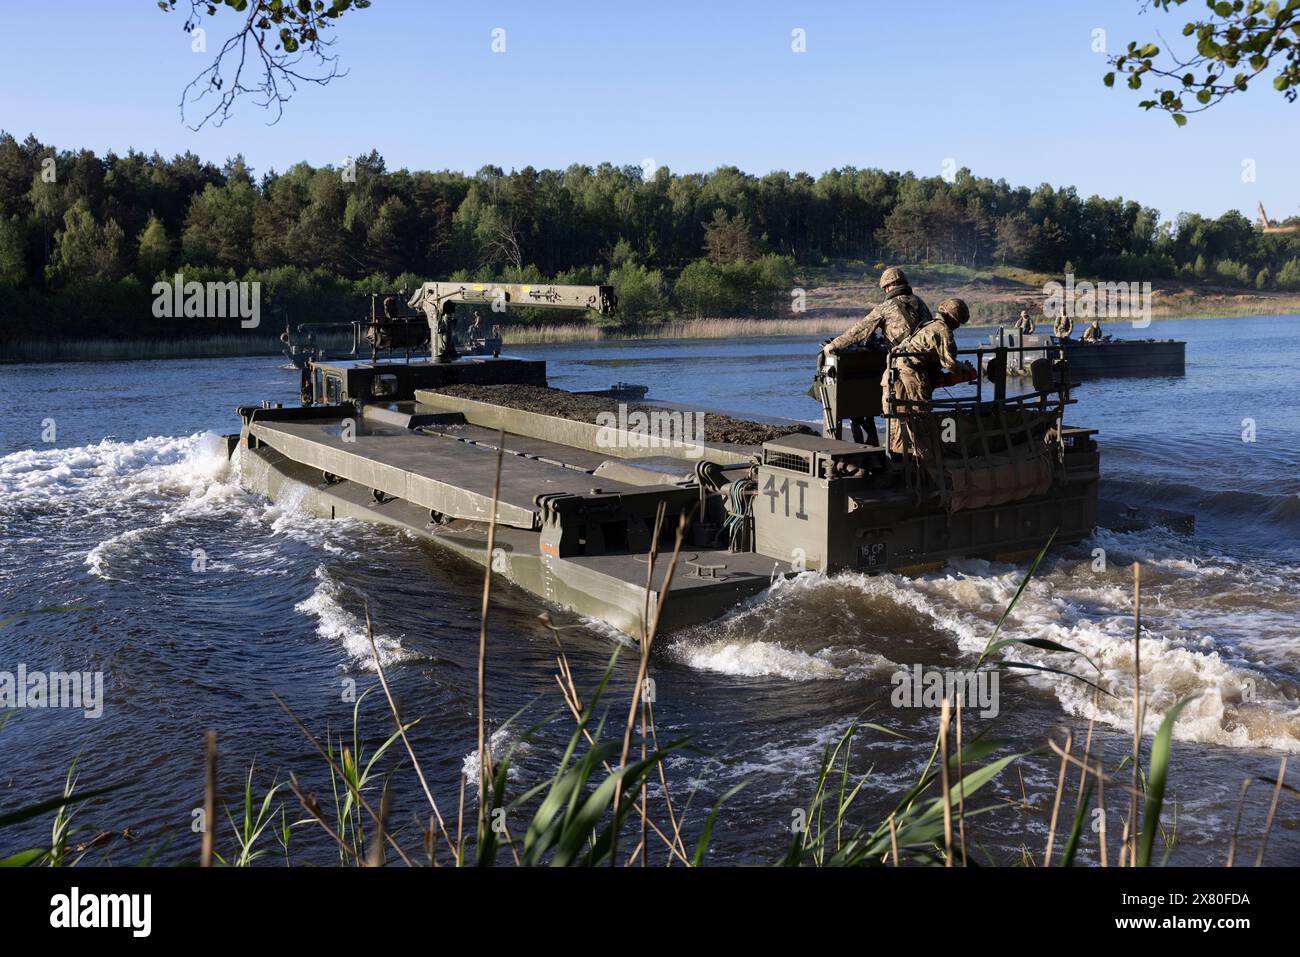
[250,418,643,529]
[416,421,697,481]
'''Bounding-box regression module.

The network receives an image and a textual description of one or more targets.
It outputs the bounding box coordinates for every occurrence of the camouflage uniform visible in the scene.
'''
[1053,313,1074,339]
[1015,311,1036,336]
[824,267,933,447]
[827,286,933,352]
[882,300,967,457]
[1081,320,1102,342]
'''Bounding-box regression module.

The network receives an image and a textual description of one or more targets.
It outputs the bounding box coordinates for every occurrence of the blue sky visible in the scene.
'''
[0,0,1295,222]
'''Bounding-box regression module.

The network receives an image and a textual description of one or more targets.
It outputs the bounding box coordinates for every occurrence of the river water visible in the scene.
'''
[1,315,1297,866]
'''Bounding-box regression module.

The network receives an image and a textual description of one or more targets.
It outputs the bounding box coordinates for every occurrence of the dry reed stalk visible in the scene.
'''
[1255,756,1288,867]
[546,622,692,866]
[611,507,694,866]
[1043,731,1073,866]
[476,433,505,846]
[364,603,457,865]
[956,692,967,866]
[201,729,216,868]
[284,771,362,866]
[1226,778,1253,868]
[271,691,416,867]
[365,781,392,867]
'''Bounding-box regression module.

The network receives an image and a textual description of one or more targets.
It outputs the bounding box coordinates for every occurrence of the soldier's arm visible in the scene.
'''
[827,305,885,352]
[937,327,961,369]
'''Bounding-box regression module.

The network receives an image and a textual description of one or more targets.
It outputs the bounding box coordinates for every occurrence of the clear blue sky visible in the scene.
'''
[0,0,1295,222]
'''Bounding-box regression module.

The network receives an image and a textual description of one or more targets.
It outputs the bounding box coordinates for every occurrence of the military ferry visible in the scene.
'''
[228,281,1108,640]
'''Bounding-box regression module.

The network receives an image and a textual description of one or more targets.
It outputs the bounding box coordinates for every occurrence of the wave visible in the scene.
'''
[668,553,1300,753]
[462,724,528,785]
[294,565,419,672]
[1104,475,1300,530]
[1,432,235,509]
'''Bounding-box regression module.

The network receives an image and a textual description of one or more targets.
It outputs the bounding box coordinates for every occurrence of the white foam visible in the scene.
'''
[1,432,234,508]
[294,565,419,672]
[462,724,528,785]
[668,637,892,681]
[661,543,1300,752]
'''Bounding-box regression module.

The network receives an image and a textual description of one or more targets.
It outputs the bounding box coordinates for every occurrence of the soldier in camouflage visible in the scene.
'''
[823,266,933,356]
[882,297,977,458]
[1053,311,1074,339]
[822,266,933,445]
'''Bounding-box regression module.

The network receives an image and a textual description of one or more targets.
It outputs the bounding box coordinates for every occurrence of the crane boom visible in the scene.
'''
[408,281,617,362]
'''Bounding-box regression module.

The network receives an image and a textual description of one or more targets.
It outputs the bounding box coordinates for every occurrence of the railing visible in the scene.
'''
[882,338,1075,506]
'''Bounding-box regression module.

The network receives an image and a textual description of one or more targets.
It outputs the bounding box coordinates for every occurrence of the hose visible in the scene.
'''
[721,477,756,551]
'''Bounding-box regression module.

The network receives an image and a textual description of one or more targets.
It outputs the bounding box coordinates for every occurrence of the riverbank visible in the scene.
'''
[5,263,1298,361]
[0,332,355,364]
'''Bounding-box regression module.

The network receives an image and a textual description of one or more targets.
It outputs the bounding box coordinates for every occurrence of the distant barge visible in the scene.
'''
[987,331,1185,378]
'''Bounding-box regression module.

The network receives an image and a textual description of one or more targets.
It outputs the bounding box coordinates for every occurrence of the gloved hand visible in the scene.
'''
[936,361,978,387]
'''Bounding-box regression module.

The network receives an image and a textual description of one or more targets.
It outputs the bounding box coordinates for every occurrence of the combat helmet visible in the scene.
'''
[879,266,908,291]
[937,298,970,326]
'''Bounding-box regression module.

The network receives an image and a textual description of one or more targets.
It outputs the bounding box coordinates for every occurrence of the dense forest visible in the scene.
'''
[2,129,1299,342]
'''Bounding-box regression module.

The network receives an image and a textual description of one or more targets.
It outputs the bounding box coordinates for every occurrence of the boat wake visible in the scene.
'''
[667,530,1300,753]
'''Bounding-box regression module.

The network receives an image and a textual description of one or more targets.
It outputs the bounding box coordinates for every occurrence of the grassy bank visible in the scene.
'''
[6,260,1299,361]
[503,315,847,344]
[0,333,355,363]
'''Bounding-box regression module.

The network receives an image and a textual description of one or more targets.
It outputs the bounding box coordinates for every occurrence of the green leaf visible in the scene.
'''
[1172,112,1188,126]
[1137,695,1197,867]
[0,779,135,830]
[0,848,49,867]
[693,783,746,866]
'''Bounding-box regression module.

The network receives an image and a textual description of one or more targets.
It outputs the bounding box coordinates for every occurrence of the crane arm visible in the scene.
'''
[408,282,617,318]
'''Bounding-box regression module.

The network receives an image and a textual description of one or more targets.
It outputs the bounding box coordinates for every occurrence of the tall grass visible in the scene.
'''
[503,316,846,345]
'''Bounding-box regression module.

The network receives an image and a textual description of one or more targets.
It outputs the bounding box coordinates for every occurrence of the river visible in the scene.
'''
[1,314,1297,865]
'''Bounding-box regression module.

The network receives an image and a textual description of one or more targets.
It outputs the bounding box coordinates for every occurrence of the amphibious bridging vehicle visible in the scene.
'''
[229,281,1102,641]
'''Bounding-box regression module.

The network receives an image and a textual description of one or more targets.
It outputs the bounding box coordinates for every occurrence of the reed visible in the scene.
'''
[501,316,846,345]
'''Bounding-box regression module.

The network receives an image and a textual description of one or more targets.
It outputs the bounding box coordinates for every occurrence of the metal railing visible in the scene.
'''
[882,337,1075,504]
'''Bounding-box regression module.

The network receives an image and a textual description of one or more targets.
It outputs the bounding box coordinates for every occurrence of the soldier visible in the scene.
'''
[882,298,977,458]
[1015,309,1036,337]
[1081,319,1103,342]
[823,266,933,445]
[1053,310,1074,340]
[823,266,933,355]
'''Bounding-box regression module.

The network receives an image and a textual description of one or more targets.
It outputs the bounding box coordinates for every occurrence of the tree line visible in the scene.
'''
[2,130,1299,341]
